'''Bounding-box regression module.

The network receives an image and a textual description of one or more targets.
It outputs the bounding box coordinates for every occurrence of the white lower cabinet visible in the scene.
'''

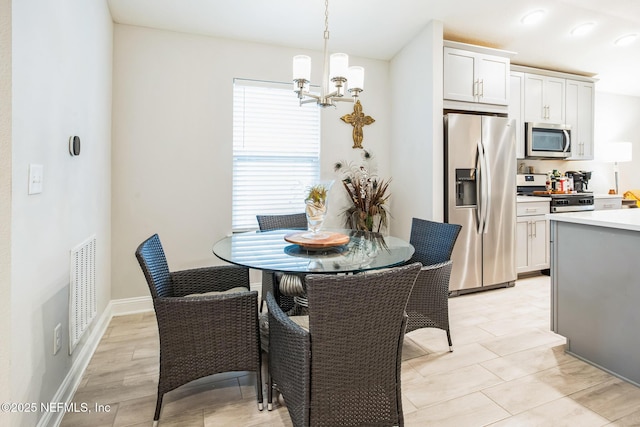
[516,200,550,274]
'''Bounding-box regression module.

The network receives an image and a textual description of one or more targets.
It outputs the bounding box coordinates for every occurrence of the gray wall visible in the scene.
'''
[10,1,113,425]
[0,0,12,424]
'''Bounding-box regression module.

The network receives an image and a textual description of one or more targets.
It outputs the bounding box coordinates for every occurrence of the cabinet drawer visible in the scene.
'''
[517,202,550,216]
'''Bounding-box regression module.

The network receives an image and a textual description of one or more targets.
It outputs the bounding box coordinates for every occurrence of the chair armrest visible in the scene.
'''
[414,261,453,297]
[266,292,309,339]
[153,291,260,374]
[266,293,311,418]
[406,261,453,331]
[171,265,249,296]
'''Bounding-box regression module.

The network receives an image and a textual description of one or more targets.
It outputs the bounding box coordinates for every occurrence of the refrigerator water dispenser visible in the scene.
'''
[455,168,477,207]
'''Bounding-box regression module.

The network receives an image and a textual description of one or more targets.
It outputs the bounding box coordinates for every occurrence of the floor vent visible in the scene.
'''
[69,235,97,354]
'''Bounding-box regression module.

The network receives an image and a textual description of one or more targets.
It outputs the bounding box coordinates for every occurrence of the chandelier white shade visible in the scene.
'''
[292,0,364,107]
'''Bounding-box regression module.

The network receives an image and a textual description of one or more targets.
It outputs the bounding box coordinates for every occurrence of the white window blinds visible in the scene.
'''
[232,79,321,231]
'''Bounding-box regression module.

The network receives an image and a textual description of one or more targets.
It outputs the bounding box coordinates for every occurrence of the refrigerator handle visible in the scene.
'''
[481,138,492,235]
[476,139,485,234]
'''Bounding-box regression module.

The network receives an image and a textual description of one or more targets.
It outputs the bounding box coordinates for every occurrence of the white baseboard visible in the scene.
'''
[40,296,153,427]
[110,295,153,316]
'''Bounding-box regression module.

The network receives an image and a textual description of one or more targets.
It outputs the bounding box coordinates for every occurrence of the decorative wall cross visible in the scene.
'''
[340,100,375,149]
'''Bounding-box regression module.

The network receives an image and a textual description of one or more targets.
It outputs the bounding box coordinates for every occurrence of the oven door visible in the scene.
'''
[526,122,571,158]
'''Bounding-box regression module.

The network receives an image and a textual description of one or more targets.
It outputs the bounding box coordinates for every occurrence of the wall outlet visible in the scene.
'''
[53,323,62,355]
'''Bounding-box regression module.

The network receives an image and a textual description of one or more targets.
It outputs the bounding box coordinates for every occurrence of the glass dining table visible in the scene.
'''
[212,228,415,274]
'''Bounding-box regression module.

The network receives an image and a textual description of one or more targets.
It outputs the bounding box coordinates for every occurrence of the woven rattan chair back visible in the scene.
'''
[408,217,462,266]
[256,213,307,231]
[135,233,173,299]
[268,263,421,427]
[256,213,307,312]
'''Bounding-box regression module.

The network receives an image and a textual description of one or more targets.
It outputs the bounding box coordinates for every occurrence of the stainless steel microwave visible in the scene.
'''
[525,122,571,159]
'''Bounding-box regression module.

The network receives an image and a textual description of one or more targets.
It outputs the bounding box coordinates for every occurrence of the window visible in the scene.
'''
[232,79,321,231]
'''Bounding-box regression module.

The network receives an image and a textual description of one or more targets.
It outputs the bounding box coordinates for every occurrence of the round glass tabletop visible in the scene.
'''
[213,229,415,274]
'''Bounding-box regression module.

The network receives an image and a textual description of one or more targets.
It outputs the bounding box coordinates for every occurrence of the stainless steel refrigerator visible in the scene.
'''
[444,113,516,294]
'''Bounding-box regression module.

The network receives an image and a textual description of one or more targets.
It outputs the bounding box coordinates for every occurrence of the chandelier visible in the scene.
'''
[292,0,364,107]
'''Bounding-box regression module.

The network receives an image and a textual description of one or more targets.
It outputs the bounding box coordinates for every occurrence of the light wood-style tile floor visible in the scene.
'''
[61,274,640,426]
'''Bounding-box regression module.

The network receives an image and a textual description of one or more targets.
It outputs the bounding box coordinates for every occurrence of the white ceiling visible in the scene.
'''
[107,0,640,96]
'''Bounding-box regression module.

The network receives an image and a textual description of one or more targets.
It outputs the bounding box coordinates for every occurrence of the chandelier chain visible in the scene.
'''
[324,0,329,39]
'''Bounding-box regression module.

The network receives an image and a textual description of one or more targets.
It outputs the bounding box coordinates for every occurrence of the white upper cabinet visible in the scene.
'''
[511,65,596,161]
[477,54,510,105]
[444,47,509,105]
[524,74,565,124]
[566,80,594,160]
[443,42,513,113]
[444,48,476,103]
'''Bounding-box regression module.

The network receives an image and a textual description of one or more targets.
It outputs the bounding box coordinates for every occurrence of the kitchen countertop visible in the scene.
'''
[592,193,623,199]
[547,209,640,232]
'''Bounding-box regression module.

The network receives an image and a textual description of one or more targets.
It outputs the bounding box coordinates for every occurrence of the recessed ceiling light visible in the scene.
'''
[520,9,546,25]
[614,33,638,46]
[570,22,596,36]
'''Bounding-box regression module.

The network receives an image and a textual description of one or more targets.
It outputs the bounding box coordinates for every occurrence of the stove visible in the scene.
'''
[547,193,594,212]
[517,174,594,213]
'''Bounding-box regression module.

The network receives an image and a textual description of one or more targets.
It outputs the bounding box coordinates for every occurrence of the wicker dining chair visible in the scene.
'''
[256,213,307,312]
[135,234,263,426]
[266,263,421,427]
[406,217,462,351]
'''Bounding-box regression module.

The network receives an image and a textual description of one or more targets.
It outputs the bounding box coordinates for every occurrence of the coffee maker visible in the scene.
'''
[566,171,592,193]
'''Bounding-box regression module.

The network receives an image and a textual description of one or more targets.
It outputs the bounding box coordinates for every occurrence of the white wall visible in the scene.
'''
[11,0,113,425]
[593,92,640,193]
[519,91,640,194]
[390,21,444,240]
[0,0,12,424]
[111,25,390,300]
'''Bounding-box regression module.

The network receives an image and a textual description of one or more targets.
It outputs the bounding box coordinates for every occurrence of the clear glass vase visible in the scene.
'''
[303,180,334,238]
[305,198,328,235]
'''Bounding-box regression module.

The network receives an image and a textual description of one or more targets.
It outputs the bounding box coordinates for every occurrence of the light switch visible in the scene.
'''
[28,164,43,195]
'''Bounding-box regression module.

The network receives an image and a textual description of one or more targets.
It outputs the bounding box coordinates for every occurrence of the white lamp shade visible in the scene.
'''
[293,55,311,81]
[599,141,633,163]
[347,66,364,91]
[329,53,348,79]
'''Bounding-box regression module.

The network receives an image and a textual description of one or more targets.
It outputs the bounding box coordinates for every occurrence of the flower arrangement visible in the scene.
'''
[334,150,391,232]
[305,184,329,205]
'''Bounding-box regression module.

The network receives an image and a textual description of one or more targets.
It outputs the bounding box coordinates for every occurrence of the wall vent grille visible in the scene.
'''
[69,235,97,354]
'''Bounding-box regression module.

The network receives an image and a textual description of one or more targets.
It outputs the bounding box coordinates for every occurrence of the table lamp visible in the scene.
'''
[599,142,633,194]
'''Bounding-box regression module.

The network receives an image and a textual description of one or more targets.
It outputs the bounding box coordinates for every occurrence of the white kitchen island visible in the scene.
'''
[548,209,640,386]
